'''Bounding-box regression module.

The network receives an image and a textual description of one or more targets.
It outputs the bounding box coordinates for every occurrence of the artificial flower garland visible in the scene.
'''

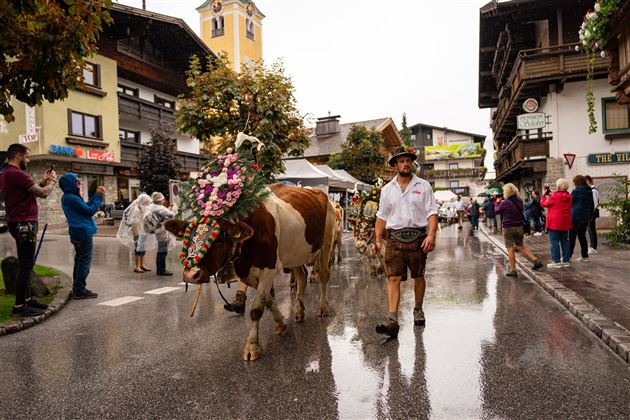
[180,217,221,268]
[189,147,246,218]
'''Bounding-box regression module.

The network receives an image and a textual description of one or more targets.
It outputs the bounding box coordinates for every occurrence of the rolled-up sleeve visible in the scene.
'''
[376,187,390,221]
[424,184,438,218]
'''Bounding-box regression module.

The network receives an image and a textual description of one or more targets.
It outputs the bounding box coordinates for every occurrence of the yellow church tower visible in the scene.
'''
[197,0,264,72]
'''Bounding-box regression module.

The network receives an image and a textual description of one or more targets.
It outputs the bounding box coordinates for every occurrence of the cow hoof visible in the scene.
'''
[295,312,305,323]
[275,322,287,336]
[243,344,262,361]
[316,307,330,317]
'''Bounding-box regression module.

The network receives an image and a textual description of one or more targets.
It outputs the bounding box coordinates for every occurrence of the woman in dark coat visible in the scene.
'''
[569,175,594,262]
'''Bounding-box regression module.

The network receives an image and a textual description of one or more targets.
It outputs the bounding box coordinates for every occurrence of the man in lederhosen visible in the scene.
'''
[372,146,438,338]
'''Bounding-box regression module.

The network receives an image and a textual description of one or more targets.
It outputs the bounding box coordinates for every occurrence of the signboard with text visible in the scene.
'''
[19,133,39,144]
[517,113,546,130]
[586,152,630,165]
[424,143,483,160]
[86,149,115,162]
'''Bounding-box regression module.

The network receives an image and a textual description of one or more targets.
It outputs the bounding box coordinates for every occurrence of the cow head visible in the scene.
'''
[164,219,254,284]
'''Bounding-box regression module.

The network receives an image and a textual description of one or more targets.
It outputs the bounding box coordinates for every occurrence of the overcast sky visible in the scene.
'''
[115,0,494,160]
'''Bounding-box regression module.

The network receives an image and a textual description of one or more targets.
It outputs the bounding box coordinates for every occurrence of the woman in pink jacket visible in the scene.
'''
[541,178,573,267]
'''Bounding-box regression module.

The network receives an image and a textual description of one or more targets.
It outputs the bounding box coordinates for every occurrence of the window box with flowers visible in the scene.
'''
[577,0,622,133]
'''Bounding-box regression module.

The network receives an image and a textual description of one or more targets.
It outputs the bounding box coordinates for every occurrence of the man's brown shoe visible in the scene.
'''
[413,307,426,326]
[375,318,400,338]
[224,290,246,315]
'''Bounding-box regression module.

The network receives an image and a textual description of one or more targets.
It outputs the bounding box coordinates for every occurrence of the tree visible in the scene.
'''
[176,55,310,181]
[137,126,181,199]
[0,0,112,122]
[328,125,385,184]
[400,113,413,147]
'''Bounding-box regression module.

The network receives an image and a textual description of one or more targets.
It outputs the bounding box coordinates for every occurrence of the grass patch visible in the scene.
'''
[0,264,62,324]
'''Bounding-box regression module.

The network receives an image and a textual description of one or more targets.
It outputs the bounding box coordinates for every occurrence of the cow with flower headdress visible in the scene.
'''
[164,134,336,361]
[351,181,386,276]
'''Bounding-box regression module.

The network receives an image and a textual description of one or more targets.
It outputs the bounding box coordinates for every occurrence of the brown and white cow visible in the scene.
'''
[331,203,344,265]
[165,183,336,361]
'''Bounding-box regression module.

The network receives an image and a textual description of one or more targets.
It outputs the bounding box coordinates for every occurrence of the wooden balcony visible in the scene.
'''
[118,93,175,127]
[494,132,551,180]
[492,44,609,141]
[607,2,630,104]
[421,167,487,180]
[120,142,208,173]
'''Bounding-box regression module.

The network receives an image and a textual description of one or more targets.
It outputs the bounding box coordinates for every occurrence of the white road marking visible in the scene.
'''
[98,296,145,306]
[144,287,181,295]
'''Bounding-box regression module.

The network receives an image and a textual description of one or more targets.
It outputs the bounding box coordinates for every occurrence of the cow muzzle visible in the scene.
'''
[183,267,210,284]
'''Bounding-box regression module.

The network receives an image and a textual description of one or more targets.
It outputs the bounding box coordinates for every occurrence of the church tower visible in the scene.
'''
[197,0,264,72]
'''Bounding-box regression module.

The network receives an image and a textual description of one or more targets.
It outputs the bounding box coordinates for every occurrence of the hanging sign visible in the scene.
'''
[586,152,630,165]
[517,113,546,130]
[19,133,39,144]
[522,98,539,113]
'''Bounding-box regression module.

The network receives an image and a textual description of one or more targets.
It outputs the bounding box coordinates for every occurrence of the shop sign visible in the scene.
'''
[50,144,77,156]
[517,113,546,130]
[522,98,539,113]
[86,149,115,162]
[19,133,39,144]
[117,168,138,177]
[586,152,630,165]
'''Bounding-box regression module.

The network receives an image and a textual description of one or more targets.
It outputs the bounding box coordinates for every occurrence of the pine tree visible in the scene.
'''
[400,113,413,147]
[137,125,181,199]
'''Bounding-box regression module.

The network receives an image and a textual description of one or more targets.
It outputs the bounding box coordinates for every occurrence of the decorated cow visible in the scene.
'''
[350,183,385,276]
[166,141,335,361]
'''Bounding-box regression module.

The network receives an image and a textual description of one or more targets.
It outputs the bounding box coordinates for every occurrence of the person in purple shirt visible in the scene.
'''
[0,144,56,317]
[494,183,543,277]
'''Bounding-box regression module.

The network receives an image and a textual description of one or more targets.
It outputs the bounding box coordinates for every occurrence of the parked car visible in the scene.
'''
[438,202,457,224]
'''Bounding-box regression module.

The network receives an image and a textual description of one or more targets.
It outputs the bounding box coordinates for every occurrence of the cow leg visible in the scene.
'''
[316,254,331,317]
[243,270,275,361]
[293,266,307,322]
[337,239,342,263]
[266,289,286,336]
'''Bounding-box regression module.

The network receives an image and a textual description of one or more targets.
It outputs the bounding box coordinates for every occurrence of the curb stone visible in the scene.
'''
[480,225,630,365]
[0,272,72,338]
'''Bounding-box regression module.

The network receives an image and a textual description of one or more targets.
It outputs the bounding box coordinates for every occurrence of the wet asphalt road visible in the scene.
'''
[0,225,629,419]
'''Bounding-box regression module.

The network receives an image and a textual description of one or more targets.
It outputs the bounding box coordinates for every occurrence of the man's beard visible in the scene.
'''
[19,160,27,170]
[398,169,412,178]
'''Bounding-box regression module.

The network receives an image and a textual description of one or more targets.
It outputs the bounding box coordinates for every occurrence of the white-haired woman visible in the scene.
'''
[494,183,543,277]
[541,179,573,267]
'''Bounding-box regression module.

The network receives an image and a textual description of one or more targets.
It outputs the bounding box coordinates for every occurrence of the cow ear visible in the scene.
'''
[164,219,188,239]
[223,221,254,244]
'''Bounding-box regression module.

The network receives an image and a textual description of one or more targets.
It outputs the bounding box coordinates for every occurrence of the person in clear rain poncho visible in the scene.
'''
[143,192,177,276]
[116,193,152,273]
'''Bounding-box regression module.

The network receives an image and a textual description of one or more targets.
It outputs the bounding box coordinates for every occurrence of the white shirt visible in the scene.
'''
[376,174,438,230]
[591,187,600,209]
[455,199,466,212]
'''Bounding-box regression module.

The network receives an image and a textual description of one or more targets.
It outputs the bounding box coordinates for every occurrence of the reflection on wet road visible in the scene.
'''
[0,225,629,419]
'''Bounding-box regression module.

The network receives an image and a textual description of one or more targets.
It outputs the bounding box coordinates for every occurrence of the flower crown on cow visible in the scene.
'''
[179,133,269,268]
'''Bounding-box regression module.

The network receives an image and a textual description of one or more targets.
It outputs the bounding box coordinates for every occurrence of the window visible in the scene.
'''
[82,62,100,88]
[246,19,255,40]
[450,180,460,188]
[117,36,167,68]
[602,97,630,133]
[154,95,175,109]
[68,110,101,139]
[212,16,225,37]
[117,84,139,97]
[449,163,459,170]
[119,129,140,144]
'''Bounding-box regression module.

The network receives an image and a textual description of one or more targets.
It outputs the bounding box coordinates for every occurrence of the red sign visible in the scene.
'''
[563,153,576,169]
[86,149,114,162]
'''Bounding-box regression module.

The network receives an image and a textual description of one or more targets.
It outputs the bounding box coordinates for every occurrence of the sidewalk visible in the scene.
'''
[480,222,630,365]
[46,222,120,237]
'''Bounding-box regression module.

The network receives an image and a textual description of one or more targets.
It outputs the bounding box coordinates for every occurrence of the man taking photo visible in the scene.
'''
[0,144,56,316]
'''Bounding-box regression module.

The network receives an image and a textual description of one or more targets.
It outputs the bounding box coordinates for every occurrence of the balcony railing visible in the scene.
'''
[494,132,552,179]
[120,142,208,172]
[212,28,225,38]
[492,43,609,141]
[246,30,255,41]
[421,167,487,179]
[118,92,175,126]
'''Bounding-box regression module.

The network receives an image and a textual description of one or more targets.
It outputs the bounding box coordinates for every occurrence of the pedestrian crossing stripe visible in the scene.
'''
[98,296,145,306]
[144,287,181,295]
